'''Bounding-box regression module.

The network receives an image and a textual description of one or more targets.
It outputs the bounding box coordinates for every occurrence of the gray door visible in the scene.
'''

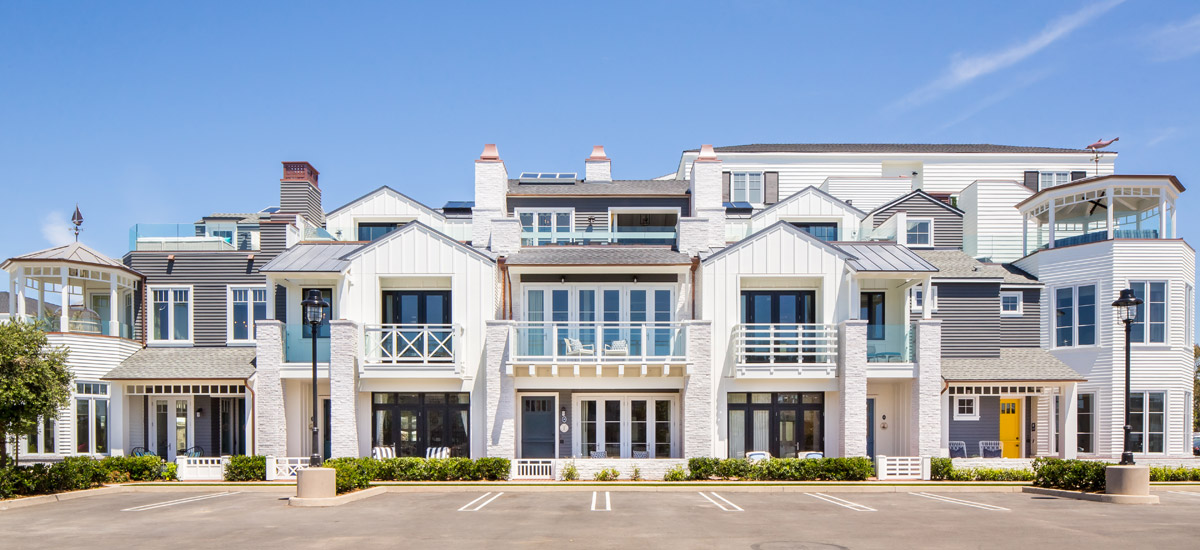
[521,397,555,458]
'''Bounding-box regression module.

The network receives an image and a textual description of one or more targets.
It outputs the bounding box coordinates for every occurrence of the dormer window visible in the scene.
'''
[906,219,933,247]
[731,172,763,204]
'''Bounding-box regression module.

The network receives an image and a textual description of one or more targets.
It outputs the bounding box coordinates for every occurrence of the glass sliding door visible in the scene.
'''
[381,290,452,360]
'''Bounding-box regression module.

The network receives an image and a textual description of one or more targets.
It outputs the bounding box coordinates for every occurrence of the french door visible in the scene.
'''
[149,397,191,460]
[381,291,452,360]
[575,395,676,458]
[526,286,674,356]
[727,392,823,459]
[741,290,817,363]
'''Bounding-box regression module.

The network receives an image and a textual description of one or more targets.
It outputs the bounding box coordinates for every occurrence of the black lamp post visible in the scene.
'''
[1112,288,1143,466]
[301,289,330,468]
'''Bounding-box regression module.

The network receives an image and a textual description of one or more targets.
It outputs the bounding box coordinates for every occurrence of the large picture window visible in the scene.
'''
[1129,281,1166,344]
[75,382,109,455]
[357,222,402,241]
[371,392,469,458]
[575,394,677,459]
[1054,284,1095,347]
[150,288,190,343]
[1077,393,1094,453]
[1129,391,1166,453]
[229,287,267,343]
[727,392,823,459]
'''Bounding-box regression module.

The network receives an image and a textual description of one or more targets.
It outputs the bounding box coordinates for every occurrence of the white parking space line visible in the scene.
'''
[698,492,743,512]
[591,491,611,512]
[912,492,1009,511]
[457,492,503,512]
[121,492,239,512]
[808,492,875,512]
[1167,491,1200,498]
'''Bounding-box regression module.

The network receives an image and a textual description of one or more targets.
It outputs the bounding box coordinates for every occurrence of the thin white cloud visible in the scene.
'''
[889,0,1124,113]
[1144,127,1180,148]
[936,70,1051,132]
[41,211,76,247]
[1146,13,1200,62]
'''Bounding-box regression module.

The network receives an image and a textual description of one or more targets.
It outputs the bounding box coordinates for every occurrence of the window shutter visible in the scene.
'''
[1070,171,1087,181]
[722,171,731,203]
[764,172,779,204]
[1023,171,1039,192]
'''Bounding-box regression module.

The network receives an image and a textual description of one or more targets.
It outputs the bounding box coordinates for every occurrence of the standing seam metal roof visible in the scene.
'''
[832,242,938,272]
[259,242,364,272]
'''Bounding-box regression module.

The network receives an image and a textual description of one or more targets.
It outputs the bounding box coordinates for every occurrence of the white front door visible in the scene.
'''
[149,397,191,460]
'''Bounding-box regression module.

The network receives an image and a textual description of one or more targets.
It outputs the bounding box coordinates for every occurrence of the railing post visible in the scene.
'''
[551,324,559,362]
[265,455,276,481]
[875,455,887,481]
[640,324,647,361]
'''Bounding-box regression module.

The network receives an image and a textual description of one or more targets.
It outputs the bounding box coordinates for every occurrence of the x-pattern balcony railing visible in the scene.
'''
[363,324,458,364]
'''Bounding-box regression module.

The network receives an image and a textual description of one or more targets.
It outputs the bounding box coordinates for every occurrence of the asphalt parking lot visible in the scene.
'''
[3,488,1200,549]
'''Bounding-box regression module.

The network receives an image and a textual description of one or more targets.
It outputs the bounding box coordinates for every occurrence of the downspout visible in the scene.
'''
[689,256,700,318]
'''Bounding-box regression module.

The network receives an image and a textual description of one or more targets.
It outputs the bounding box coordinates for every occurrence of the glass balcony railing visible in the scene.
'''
[865,323,914,363]
[129,224,259,252]
[520,227,677,247]
[511,322,687,362]
[284,324,331,363]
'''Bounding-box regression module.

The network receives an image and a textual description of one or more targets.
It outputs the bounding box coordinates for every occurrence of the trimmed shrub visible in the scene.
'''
[593,468,620,481]
[715,458,751,480]
[929,458,1032,482]
[0,455,179,500]
[1032,458,1111,492]
[663,464,688,482]
[561,462,579,481]
[683,457,874,482]
[930,457,953,480]
[223,455,267,481]
[475,457,511,481]
[631,467,642,481]
[323,457,375,494]
[101,456,170,482]
[1149,466,1200,482]
[687,457,719,480]
[379,457,426,481]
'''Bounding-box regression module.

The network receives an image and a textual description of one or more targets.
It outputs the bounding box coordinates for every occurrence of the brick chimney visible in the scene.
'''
[472,144,510,249]
[278,161,323,226]
[584,145,611,182]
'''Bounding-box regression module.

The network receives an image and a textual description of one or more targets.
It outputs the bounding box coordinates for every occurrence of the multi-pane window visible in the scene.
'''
[25,416,56,455]
[230,287,267,342]
[357,223,401,241]
[1039,171,1069,190]
[954,396,978,421]
[1129,391,1166,453]
[1000,291,1022,316]
[1077,393,1094,453]
[906,219,932,246]
[579,396,676,458]
[1054,285,1095,347]
[731,172,764,204]
[370,392,469,458]
[517,209,573,246]
[151,288,190,342]
[910,285,937,313]
[75,382,109,455]
[1129,281,1166,344]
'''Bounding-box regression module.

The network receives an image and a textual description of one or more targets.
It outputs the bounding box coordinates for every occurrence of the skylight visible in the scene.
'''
[517,172,577,183]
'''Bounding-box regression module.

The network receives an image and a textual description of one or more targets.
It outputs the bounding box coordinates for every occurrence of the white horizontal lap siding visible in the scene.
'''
[48,334,142,382]
[960,181,1031,261]
[325,190,445,239]
[821,180,911,212]
[690,158,881,197]
[921,158,1112,195]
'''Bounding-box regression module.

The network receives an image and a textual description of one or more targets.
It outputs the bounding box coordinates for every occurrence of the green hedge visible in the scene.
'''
[322,457,512,494]
[683,457,875,481]
[1,455,175,500]
[224,455,267,481]
[1150,466,1200,482]
[1032,458,1111,492]
[929,457,1034,482]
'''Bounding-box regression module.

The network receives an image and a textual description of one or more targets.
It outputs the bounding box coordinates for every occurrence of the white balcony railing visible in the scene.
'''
[511,322,687,363]
[733,323,837,366]
[363,324,458,364]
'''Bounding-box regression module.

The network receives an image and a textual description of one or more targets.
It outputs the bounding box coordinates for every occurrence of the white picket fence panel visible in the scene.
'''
[512,459,555,480]
[175,456,229,481]
[265,456,310,481]
[875,455,930,480]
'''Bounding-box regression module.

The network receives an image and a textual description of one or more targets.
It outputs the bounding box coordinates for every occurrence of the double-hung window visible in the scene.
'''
[910,285,938,314]
[1000,291,1023,316]
[906,219,932,247]
[953,396,979,421]
[731,172,764,204]
[151,287,191,343]
[75,382,109,455]
[1054,284,1096,347]
[1039,171,1069,190]
[230,287,267,343]
[517,209,573,246]
[1129,281,1167,344]
[1077,393,1095,453]
[1129,391,1166,453]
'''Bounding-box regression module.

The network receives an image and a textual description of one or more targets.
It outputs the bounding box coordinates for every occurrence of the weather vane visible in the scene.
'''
[71,204,83,242]
[1086,137,1119,177]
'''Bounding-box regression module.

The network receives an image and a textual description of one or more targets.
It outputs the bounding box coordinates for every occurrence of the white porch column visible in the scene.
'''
[838,320,868,457]
[910,319,942,456]
[923,276,933,320]
[109,285,120,337]
[1059,383,1078,459]
[1159,195,1167,238]
[109,383,125,455]
[1106,186,1115,239]
[1048,206,1056,248]
[328,320,360,457]
[1170,200,1177,238]
[1022,214,1028,255]
[683,320,714,458]
[8,273,19,317]
[940,391,951,457]
[59,270,69,332]
[265,274,277,321]
[36,279,44,320]
[485,320,516,458]
[253,320,288,456]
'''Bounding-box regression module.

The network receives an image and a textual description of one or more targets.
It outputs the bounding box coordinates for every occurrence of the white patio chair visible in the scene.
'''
[949,441,967,458]
[745,451,771,462]
[589,451,607,459]
[632,450,650,459]
[563,338,594,356]
[372,445,396,459]
[604,340,628,356]
[426,446,451,459]
[979,440,1003,458]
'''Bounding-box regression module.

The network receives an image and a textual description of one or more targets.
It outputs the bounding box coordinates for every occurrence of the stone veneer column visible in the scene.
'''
[329,320,360,457]
[838,320,868,457]
[254,320,287,456]
[683,320,714,458]
[910,319,942,457]
[485,321,516,458]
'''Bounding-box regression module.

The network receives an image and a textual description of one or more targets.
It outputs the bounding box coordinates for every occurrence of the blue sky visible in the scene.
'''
[2,1,1198,282]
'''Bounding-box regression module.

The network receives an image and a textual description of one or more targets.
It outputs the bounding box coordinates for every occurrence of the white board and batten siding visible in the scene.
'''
[958,180,1032,262]
[325,187,448,240]
[343,223,496,379]
[1015,240,1196,456]
[750,187,865,241]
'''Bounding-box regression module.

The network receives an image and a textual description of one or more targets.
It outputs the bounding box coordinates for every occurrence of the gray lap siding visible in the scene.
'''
[872,194,963,249]
[911,282,1001,358]
[1000,288,1041,347]
[949,396,1000,457]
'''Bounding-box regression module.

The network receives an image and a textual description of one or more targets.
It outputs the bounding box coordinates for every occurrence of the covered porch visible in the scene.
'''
[1019,175,1182,254]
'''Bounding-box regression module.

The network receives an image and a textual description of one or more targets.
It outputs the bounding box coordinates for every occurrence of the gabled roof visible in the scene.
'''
[703,221,855,265]
[869,189,964,217]
[324,185,445,220]
[832,242,938,272]
[942,348,1085,382]
[104,348,256,380]
[2,242,142,277]
[685,144,1098,154]
[914,250,1038,284]
[753,185,866,219]
[507,179,690,196]
[341,221,495,263]
[506,247,692,266]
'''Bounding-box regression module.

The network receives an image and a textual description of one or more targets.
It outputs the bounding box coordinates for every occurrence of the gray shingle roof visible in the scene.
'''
[104,347,257,380]
[507,179,690,195]
[687,144,1096,154]
[832,242,938,272]
[260,242,364,272]
[942,348,1085,382]
[505,248,693,266]
[914,250,1039,284]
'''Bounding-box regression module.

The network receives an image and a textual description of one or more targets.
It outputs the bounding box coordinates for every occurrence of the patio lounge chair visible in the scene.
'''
[183,446,204,458]
[589,451,607,459]
[979,441,1003,458]
[804,452,824,459]
[632,450,650,459]
[372,445,396,459]
[563,338,594,356]
[130,447,154,457]
[949,441,967,458]
[426,446,450,459]
[745,451,772,462]
[604,340,628,356]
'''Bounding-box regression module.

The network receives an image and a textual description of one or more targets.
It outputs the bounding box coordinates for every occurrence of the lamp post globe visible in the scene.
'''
[1111,288,1143,466]
[301,289,330,467]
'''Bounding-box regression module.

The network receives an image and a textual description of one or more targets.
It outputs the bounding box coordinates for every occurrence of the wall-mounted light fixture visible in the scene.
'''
[633,275,638,284]
[195,408,203,418]
[560,276,566,284]
[560,407,567,424]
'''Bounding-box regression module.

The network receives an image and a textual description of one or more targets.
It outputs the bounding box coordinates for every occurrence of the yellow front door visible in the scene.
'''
[999,399,1021,458]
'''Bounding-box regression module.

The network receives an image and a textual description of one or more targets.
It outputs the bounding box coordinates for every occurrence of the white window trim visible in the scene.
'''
[1130,390,1167,455]
[1000,291,1023,317]
[1039,171,1070,191]
[73,381,110,456]
[571,393,679,459]
[515,208,575,243]
[1051,283,1099,349]
[1128,280,1169,346]
[147,285,194,346]
[731,171,765,205]
[910,285,938,313]
[227,285,268,345]
[905,218,934,248]
[953,396,979,421]
[1077,392,1096,454]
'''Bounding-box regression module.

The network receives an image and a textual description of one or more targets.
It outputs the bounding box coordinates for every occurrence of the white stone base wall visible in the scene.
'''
[329,320,360,458]
[557,459,688,481]
[953,457,1200,471]
[253,320,287,456]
